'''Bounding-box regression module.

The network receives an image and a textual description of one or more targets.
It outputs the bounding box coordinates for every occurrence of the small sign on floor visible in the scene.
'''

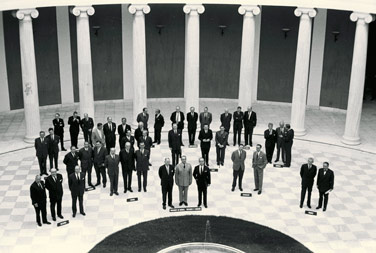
[209,168,218,172]
[85,186,95,191]
[273,164,284,168]
[57,220,69,227]
[127,197,138,202]
[189,144,198,148]
[170,207,201,212]
[241,193,252,197]
[305,210,317,216]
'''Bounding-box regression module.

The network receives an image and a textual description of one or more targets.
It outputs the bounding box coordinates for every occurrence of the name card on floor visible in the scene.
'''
[241,193,252,197]
[273,164,284,168]
[127,197,138,202]
[210,168,218,172]
[169,207,202,212]
[305,210,317,216]
[85,186,95,191]
[57,220,69,227]
[244,146,251,150]
[189,144,198,148]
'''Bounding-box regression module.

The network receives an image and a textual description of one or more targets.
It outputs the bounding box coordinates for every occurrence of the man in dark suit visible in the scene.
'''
[215,126,228,166]
[168,123,183,167]
[198,124,213,166]
[231,144,247,191]
[120,130,135,150]
[134,122,145,147]
[30,175,51,226]
[105,148,120,196]
[264,123,277,163]
[243,106,257,147]
[187,106,198,146]
[68,111,81,148]
[137,107,149,129]
[193,158,211,208]
[275,121,286,163]
[233,106,243,146]
[78,142,94,188]
[139,130,153,164]
[68,166,86,217]
[220,108,232,134]
[117,117,131,149]
[45,169,64,221]
[199,107,212,129]
[316,162,334,212]
[170,106,185,131]
[80,113,94,146]
[46,128,59,170]
[53,112,66,151]
[159,158,175,210]
[284,124,294,167]
[119,142,135,193]
[153,109,164,145]
[63,146,78,179]
[93,141,108,187]
[35,131,49,176]
[300,158,317,209]
[103,116,116,154]
[135,142,150,192]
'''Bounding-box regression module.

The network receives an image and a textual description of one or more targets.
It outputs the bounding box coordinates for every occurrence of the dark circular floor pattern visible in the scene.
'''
[90,215,312,253]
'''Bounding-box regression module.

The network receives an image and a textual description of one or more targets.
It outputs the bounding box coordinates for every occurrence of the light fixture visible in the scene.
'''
[218,25,227,36]
[92,26,100,36]
[156,25,165,35]
[332,31,340,42]
[281,28,291,39]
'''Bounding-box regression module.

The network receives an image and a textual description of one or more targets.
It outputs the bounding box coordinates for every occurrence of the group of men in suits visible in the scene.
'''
[273,121,294,167]
[34,129,60,176]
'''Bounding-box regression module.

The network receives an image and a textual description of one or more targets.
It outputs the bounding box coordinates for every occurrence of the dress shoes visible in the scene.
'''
[253,188,259,191]
[62,148,67,151]
[103,184,106,188]
[80,212,86,216]
[258,190,262,195]
[37,222,42,227]
[221,163,224,166]
[114,192,119,196]
[168,205,175,208]
[179,202,183,206]
[43,221,51,225]
[231,187,235,192]
[144,188,147,192]
[204,205,208,208]
[239,188,243,191]
[128,188,133,192]
[124,190,127,193]
[184,202,188,206]
[299,204,303,208]
[73,213,76,218]
[274,159,279,163]
[316,206,321,210]
[163,205,166,210]
[52,217,56,221]
[307,204,311,209]
[323,207,326,212]
[197,204,201,207]
[138,189,141,192]
[110,192,113,196]
[58,215,64,219]
[149,163,152,166]
[95,183,100,186]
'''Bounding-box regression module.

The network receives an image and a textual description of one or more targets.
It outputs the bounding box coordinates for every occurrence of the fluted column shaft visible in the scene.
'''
[129,4,150,126]
[184,4,204,114]
[72,6,95,118]
[291,8,317,136]
[342,12,375,145]
[238,5,260,109]
[15,9,41,143]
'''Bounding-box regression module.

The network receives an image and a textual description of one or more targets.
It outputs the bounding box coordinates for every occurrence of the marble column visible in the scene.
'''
[342,12,375,145]
[183,4,204,114]
[129,4,150,126]
[238,5,260,109]
[15,9,41,143]
[71,6,95,118]
[290,8,317,136]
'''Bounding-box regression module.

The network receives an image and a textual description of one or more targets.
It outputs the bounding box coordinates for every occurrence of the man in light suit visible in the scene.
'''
[46,128,59,170]
[220,108,232,136]
[30,175,51,226]
[80,113,94,146]
[175,155,192,206]
[53,112,66,151]
[68,111,81,148]
[78,142,94,188]
[243,106,257,147]
[117,117,131,149]
[316,162,334,212]
[63,146,78,179]
[68,166,85,217]
[199,107,212,129]
[135,142,150,192]
[35,131,49,176]
[198,124,213,166]
[168,123,183,167]
[170,106,185,131]
[105,148,120,196]
[215,126,228,166]
[119,142,135,193]
[93,141,108,187]
[137,107,149,129]
[300,157,317,209]
[231,144,247,191]
[159,158,175,210]
[252,144,268,195]
[103,117,116,154]
[193,158,211,208]
[153,109,164,145]
[45,168,64,221]
[187,106,198,146]
[92,123,106,146]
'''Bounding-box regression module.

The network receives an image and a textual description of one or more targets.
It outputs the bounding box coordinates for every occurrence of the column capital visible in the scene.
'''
[13,9,39,20]
[71,6,95,17]
[128,4,150,15]
[350,12,375,24]
[238,5,260,17]
[183,4,205,15]
[294,8,317,18]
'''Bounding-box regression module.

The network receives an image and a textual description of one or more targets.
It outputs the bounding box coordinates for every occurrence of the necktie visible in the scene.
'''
[257,152,259,159]
[41,138,44,142]
[38,183,42,189]
[249,112,251,120]
[205,113,207,119]
[112,155,114,159]
[239,151,241,157]
[51,135,54,140]
[141,150,143,155]
[174,130,177,134]
[76,173,79,181]
[308,165,311,169]
[97,148,100,154]
[72,153,75,157]
[184,164,185,169]
[53,176,56,182]
[200,166,203,174]
[166,166,169,175]
[109,124,112,131]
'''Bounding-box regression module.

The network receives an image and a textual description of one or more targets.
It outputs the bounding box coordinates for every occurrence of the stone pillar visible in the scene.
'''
[290,8,317,136]
[342,12,375,145]
[128,4,150,126]
[183,4,204,114]
[14,9,41,143]
[71,6,95,118]
[238,5,260,109]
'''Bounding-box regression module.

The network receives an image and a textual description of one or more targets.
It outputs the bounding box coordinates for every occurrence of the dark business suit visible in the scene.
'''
[63,152,79,179]
[45,174,63,219]
[68,116,81,148]
[46,134,59,169]
[193,165,211,206]
[35,137,49,175]
[103,122,116,154]
[119,148,135,191]
[53,118,65,150]
[198,129,213,166]
[137,112,149,129]
[138,135,153,155]
[243,111,257,146]
[159,165,175,206]
[199,112,212,129]
[134,127,144,146]
[78,147,94,186]
[68,172,85,215]
[317,168,334,209]
[154,114,165,144]
[168,129,183,167]
[276,127,286,162]
[135,149,150,191]
[120,135,135,150]
[233,111,243,145]
[170,111,185,130]
[264,129,277,163]
[220,113,232,133]
[284,129,294,167]
[105,154,120,194]
[117,124,131,149]
[215,131,228,164]
[30,181,48,224]
[300,164,317,207]
[93,146,108,185]
[80,117,94,146]
[187,112,198,145]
